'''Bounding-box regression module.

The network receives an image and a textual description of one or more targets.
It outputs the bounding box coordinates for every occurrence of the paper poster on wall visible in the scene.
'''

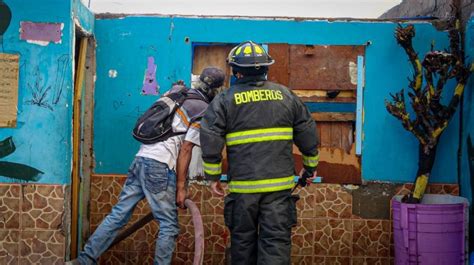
[0,53,19,127]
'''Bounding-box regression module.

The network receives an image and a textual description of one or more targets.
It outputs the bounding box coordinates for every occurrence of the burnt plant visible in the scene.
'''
[385,15,472,203]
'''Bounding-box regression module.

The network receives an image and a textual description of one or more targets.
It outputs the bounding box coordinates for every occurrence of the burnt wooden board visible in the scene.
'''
[268,44,364,92]
[267,44,290,87]
[317,121,353,151]
[289,45,365,90]
[192,45,234,87]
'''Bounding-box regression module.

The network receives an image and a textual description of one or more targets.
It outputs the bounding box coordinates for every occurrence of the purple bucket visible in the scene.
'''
[392,194,469,265]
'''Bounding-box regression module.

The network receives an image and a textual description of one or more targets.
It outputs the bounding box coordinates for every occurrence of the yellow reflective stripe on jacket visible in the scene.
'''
[303,154,319,167]
[228,176,295,193]
[226,127,293,146]
[203,161,222,175]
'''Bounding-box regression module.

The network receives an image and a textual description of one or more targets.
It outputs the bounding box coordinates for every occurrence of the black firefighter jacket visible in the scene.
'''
[200,75,319,193]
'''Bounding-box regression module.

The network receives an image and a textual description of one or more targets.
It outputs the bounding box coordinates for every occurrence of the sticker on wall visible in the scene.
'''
[141,56,159,95]
[349,61,357,85]
[108,69,118,78]
[0,0,12,51]
[0,53,19,127]
[20,21,63,46]
[0,136,43,182]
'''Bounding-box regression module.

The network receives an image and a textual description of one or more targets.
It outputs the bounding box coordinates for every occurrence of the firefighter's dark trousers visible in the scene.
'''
[224,189,298,265]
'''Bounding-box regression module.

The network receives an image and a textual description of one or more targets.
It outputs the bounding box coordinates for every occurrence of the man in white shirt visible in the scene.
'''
[70,67,225,265]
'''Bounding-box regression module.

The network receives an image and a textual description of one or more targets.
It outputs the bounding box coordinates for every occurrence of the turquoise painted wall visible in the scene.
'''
[0,0,74,184]
[93,16,462,184]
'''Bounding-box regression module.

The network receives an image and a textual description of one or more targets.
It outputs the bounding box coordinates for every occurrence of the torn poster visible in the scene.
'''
[142,56,159,95]
[0,53,19,127]
[20,21,63,45]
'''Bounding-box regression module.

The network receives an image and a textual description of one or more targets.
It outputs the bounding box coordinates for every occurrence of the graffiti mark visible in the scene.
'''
[0,0,11,51]
[113,100,124,110]
[0,136,43,182]
[52,54,70,105]
[142,56,159,95]
[126,106,146,119]
[0,161,43,182]
[25,67,53,110]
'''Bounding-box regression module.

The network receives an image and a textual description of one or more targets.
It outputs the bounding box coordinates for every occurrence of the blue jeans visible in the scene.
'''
[78,157,179,265]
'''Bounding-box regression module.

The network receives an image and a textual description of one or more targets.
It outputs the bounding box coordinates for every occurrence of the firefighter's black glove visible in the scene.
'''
[298,169,314,188]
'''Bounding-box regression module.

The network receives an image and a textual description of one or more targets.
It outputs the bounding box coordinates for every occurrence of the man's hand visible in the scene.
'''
[298,169,317,187]
[211,181,225,197]
[176,186,188,209]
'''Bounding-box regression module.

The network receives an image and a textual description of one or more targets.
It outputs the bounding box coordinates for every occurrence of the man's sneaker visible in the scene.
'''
[65,259,80,265]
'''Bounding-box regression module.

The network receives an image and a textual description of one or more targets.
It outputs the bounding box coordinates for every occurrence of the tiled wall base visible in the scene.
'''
[0,184,68,265]
[89,175,459,265]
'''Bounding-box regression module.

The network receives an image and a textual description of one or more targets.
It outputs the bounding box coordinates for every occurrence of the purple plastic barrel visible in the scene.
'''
[392,194,469,265]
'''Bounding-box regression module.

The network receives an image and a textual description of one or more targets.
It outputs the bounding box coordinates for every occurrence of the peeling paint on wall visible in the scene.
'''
[141,56,159,95]
[20,21,63,45]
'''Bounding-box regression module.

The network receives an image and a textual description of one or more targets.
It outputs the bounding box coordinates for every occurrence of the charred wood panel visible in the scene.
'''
[192,45,234,87]
[267,43,290,87]
[288,45,365,90]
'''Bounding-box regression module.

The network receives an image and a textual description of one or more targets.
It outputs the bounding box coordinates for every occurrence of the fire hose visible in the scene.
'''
[109,199,204,265]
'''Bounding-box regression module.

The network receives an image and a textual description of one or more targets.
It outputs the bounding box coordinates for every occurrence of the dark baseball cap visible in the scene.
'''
[200,67,225,88]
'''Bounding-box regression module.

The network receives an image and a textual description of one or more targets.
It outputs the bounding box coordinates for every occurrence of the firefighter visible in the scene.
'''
[200,41,319,265]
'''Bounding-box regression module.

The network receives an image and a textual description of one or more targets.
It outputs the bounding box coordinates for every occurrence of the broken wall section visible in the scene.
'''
[380,0,474,25]
[73,0,94,35]
[93,16,459,184]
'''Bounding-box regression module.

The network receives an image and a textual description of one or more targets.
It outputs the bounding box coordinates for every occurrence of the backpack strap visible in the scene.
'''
[166,88,209,105]
[183,90,210,104]
[164,89,208,139]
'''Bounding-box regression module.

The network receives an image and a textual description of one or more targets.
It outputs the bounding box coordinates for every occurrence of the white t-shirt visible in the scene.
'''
[136,88,207,172]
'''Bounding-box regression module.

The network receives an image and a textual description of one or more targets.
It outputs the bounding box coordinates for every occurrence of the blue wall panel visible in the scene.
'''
[93,16,460,184]
[0,0,74,184]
